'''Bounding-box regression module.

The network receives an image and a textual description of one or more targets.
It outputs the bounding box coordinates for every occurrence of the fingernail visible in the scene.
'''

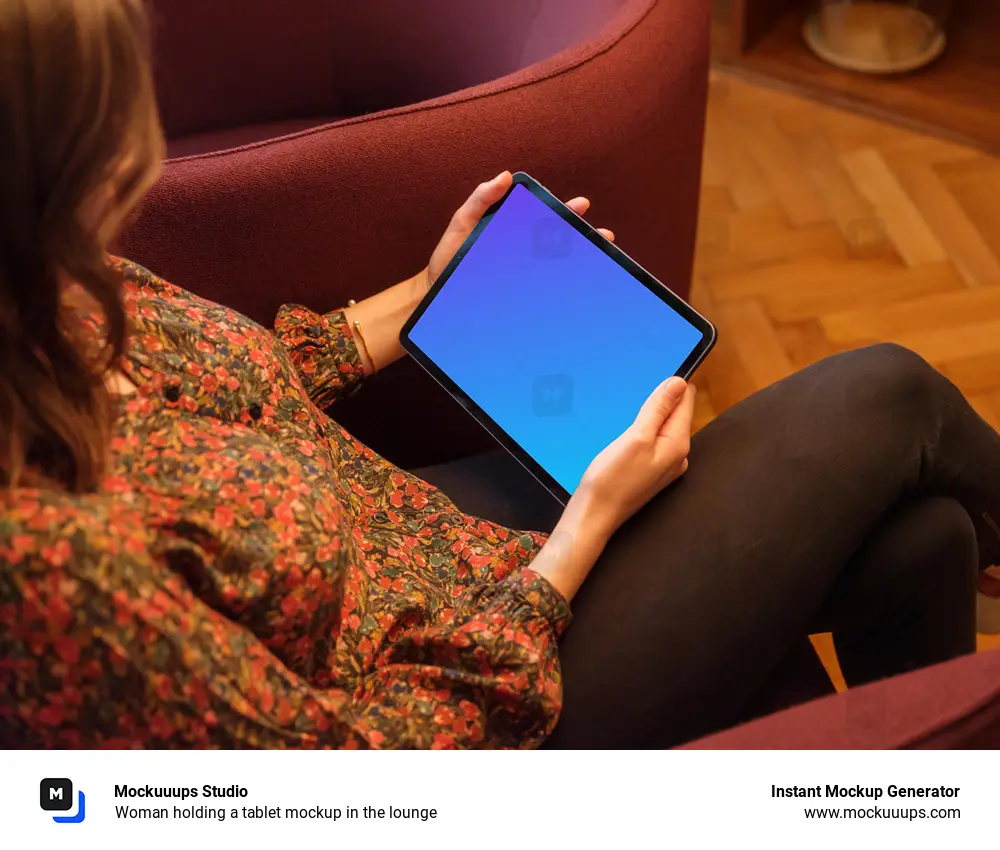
[665,377,686,398]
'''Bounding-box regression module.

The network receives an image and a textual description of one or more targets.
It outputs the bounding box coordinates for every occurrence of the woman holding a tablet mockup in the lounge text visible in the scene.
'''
[2,0,1000,749]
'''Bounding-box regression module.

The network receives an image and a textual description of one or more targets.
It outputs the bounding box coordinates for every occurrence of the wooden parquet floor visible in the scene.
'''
[691,72,1000,689]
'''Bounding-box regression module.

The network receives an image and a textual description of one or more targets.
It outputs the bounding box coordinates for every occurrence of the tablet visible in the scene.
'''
[401,172,716,505]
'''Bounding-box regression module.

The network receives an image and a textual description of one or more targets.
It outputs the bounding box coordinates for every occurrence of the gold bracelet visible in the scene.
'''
[346,300,376,372]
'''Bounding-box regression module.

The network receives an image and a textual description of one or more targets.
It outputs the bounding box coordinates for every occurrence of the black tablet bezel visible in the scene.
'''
[400,171,717,505]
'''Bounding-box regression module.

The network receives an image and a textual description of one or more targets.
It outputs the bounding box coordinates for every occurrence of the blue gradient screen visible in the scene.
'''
[408,185,703,494]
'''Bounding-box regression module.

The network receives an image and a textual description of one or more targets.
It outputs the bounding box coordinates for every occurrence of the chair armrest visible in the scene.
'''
[681,649,1000,749]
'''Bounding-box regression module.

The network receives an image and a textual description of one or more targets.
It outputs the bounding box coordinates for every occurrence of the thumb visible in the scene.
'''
[633,377,687,436]
[451,171,512,231]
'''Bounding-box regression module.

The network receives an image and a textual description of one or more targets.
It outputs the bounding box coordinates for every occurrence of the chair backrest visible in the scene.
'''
[328,0,630,115]
[148,0,341,139]
[147,0,629,139]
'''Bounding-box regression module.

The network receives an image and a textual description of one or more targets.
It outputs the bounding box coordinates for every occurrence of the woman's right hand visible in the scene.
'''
[528,377,695,602]
[577,376,696,537]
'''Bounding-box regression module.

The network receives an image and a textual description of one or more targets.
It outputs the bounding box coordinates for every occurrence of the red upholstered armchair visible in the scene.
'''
[118,0,709,468]
[114,0,1000,751]
[687,647,1000,749]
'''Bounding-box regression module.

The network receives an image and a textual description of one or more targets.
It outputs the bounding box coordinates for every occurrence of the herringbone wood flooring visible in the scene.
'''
[691,72,1000,689]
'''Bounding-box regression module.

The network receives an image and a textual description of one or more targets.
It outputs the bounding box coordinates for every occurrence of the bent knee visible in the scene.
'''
[862,342,936,381]
[848,343,944,416]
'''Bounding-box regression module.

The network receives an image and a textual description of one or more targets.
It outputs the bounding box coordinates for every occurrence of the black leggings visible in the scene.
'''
[412,344,1000,748]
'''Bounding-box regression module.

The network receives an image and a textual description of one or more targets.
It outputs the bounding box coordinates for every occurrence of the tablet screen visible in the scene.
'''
[407,184,704,496]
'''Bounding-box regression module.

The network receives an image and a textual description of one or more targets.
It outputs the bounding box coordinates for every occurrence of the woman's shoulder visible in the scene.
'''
[110,256,269,339]
[111,256,202,308]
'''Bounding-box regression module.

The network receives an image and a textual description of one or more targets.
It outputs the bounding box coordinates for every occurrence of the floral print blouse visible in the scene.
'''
[0,260,571,749]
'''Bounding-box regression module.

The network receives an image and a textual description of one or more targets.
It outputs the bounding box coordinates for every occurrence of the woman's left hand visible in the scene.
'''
[425,171,617,290]
[344,172,616,376]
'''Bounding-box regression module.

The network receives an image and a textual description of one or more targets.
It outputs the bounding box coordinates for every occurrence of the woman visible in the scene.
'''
[2,0,1000,750]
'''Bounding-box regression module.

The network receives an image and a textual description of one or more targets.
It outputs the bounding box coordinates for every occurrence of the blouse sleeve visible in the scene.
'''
[272,305,368,408]
[2,531,571,749]
[356,568,572,749]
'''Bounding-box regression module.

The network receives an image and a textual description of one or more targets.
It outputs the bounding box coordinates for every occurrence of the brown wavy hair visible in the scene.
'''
[0,0,164,491]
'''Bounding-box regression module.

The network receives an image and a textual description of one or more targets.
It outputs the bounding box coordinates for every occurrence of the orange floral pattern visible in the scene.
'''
[0,260,570,749]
